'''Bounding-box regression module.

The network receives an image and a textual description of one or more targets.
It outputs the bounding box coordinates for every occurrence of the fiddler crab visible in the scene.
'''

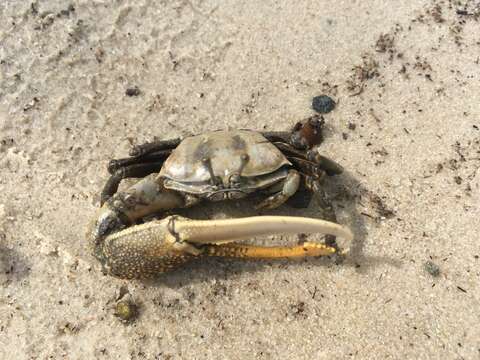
[88,116,354,279]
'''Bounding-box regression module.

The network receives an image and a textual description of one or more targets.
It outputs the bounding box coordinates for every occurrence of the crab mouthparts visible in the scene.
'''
[206,187,248,201]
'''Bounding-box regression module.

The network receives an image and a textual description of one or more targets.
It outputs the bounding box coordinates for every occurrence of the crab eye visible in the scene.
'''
[229,174,241,185]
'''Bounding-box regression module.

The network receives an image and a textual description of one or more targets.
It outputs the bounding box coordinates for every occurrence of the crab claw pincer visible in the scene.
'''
[90,214,353,279]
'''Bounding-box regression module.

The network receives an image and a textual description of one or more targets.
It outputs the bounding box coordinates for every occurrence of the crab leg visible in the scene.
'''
[129,138,182,157]
[107,150,172,174]
[101,162,166,205]
[255,170,301,210]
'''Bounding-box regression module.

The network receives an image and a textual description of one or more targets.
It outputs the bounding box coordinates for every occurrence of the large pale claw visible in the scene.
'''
[96,215,353,279]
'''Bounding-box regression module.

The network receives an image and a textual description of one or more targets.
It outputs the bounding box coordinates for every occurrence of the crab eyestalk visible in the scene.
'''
[95,215,353,279]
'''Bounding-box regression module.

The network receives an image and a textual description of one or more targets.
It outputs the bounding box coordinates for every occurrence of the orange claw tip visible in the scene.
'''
[301,242,337,256]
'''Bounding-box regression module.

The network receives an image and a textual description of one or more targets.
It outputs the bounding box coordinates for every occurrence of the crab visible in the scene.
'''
[88,116,353,279]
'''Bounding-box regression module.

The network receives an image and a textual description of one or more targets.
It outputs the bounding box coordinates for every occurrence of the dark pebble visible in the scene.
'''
[312,95,336,114]
[424,261,440,277]
[125,86,141,97]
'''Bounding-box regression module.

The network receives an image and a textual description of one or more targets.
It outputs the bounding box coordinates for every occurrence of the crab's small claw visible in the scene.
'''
[290,115,325,149]
[94,215,353,279]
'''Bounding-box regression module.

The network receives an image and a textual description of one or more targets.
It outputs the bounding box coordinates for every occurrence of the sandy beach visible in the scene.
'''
[1,0,479,358]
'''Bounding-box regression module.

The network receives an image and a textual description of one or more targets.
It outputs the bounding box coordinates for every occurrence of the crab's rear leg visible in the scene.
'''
[272,141,343,177]
[306,151,344,176]
[129,138,182,157]
[255,169,301,210]
[281,157,342,249]
[304,177,340,249]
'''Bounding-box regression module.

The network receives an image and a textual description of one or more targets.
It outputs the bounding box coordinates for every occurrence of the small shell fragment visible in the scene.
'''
[114,300,138,322]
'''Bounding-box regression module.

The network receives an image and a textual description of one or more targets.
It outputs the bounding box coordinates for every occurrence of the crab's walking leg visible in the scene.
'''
[255,170,301,210]
[99,137,181,205]
[261,131,292,144]
[271,141,307,158]
[107,150,172,174]
[272,141,343,177]
[129,138,182,157]
[306,150,344,176]
[105,175,187,222]
[287,157,323,178]
[101,162,165,205]
[305,177,339,248]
